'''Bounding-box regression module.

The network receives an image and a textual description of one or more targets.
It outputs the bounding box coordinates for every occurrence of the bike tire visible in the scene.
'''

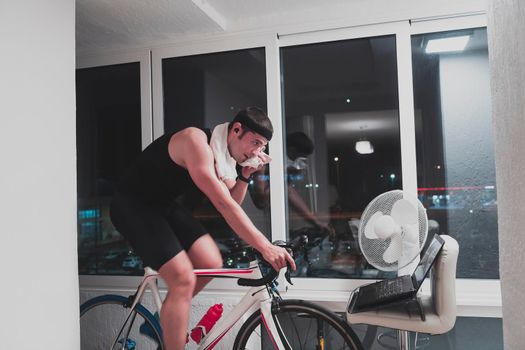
[80,294,164,350]
[233,299,363,350]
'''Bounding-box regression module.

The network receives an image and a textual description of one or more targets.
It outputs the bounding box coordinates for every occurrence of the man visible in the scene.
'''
[110,107,295,350]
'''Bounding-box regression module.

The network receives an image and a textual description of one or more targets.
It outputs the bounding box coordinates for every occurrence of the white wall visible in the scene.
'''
[79,289,247,350]
[487,1,525,348]
[440,52,494,187]
[0,1,79,349]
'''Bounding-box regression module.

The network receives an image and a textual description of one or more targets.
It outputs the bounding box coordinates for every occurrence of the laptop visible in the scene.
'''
[348,234,445,313]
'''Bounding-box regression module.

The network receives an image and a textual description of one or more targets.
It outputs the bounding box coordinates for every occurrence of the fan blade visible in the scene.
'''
[402,223,419,242]
[374,215,398,239]
[391,199,418,226]
[398,224,420,268]
[383,233,403,263]
[364,211,383,239]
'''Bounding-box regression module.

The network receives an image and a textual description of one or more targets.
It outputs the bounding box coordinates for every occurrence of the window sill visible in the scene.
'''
[79,275,501,318]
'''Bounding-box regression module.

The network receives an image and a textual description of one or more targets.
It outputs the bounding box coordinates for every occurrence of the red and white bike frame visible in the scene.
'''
[129,262,289,350]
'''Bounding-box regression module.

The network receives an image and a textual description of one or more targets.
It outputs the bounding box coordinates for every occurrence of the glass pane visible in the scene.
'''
[412,28,498,278]
[281,36,401,279]
[162,48,269,268]
[76,63,143,275]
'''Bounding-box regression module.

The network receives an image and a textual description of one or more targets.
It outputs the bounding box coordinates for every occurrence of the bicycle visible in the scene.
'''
[80,236,364,350]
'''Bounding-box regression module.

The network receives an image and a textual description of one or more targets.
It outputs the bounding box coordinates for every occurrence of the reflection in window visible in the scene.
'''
[412,28,498,278]
[280,36,401,279]
[162,48,269,268]
[76,63,142,275]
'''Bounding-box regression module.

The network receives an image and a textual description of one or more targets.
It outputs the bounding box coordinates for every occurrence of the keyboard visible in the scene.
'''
[376,278,406,299]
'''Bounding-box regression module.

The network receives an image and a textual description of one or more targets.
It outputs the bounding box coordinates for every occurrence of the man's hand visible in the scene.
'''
[241,153,271,178]
[260,243,297,272]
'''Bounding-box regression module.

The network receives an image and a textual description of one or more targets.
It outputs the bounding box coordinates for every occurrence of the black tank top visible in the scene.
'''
[118,128,212,209]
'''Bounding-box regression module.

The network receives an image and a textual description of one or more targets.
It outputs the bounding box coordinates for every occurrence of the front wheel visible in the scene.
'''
[233,299,363,350]
[80,294,164,350]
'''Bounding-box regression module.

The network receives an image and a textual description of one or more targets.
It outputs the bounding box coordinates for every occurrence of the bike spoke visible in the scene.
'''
[80,296,163,350]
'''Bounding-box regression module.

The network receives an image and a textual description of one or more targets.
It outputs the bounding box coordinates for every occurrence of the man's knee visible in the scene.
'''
[159,254,197,292]
[175,269,197,289]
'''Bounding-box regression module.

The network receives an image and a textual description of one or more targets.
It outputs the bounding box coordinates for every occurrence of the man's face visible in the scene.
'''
[229,125,268,163]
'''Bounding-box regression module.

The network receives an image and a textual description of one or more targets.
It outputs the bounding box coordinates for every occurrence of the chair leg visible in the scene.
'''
[398,330,410,350]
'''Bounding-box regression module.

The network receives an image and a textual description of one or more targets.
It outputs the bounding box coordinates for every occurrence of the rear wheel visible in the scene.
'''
[233,299,363,350]
[80,294,164,350]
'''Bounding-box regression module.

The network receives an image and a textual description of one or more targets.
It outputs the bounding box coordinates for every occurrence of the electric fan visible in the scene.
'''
[358,190,428,272]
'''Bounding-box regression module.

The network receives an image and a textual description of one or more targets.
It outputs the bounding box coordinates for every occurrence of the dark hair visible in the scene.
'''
[229,107,273,140]
[287,131,314,155]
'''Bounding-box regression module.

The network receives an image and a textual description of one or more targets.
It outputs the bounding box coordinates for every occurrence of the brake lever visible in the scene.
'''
[285,261,293,285]
[273,239,306,286]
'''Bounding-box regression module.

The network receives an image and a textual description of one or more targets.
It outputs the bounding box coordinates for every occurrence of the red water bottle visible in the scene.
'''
[191,303,223,343]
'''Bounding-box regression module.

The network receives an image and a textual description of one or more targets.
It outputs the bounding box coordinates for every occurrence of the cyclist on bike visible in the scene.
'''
[110,107,296,350]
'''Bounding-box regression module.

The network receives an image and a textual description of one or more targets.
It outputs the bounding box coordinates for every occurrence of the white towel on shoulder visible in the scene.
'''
[210,122,238,181]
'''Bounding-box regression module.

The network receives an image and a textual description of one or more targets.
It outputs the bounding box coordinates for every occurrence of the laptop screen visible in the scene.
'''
[412,234,445,288]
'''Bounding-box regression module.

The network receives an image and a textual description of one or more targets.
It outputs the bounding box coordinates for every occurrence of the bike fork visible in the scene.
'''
[260,299,291,350]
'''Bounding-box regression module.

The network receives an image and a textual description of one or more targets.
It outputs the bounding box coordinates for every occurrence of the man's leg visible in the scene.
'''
[187,234,223,295]
[158,251,196,350]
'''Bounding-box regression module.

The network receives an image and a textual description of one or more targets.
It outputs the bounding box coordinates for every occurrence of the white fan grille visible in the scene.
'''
[358,190,428,271]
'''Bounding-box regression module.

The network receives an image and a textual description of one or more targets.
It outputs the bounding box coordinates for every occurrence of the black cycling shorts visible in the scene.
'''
[110,192,208,270]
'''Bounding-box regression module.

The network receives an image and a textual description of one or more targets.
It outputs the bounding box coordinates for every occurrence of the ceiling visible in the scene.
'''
[76,0,487,148]
[76,0,358,53]
[76,0,486,53]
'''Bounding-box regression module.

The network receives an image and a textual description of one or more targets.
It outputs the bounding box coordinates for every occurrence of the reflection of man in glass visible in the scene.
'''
[251,132,331,234]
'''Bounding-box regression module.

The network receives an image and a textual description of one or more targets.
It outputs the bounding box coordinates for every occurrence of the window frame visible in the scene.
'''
[77,50,153,288]
[277,19,420,298]
[78,15,501,318]
[151,33,287,290]
[407,14,500,318]
[76,50,153,150]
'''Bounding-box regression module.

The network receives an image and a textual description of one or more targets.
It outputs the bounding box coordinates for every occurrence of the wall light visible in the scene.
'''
[425,35,470,54]
[355,140,374,154]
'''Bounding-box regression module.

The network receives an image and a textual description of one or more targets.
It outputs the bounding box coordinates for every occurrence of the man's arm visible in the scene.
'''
[287,186,333,236]
[171,128,295,272]
[223,177,249,204]
[288,186,323,227]
[224,164,265,204]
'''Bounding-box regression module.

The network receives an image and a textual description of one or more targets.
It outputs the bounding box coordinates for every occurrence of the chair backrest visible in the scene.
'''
[430,235,459,334]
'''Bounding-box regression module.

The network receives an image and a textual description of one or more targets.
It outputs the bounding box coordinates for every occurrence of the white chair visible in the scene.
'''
[347,235,459,349]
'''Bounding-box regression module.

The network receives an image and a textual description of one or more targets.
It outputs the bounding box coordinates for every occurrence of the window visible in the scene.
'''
[77,16,499,323]
[411,27,498,278]
[280,35,402,279]
[77,20,498,286]
[76,63,143,275]
[162,48,270,268]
